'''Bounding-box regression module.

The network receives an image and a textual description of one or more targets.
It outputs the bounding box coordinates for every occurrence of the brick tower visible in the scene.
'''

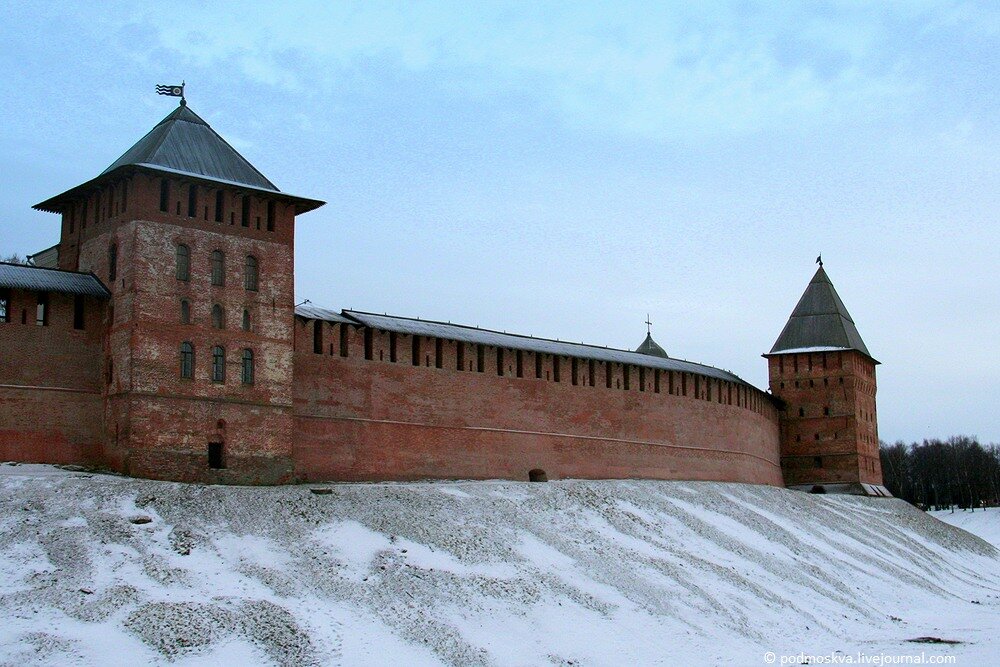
[764,263,889,495]
[32,98,323,483]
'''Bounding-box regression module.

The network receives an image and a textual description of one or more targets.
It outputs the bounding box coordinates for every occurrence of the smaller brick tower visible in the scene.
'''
[765,263,889,496]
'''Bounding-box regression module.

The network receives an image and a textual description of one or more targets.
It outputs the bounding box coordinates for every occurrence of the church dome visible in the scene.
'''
[635,333,668,358]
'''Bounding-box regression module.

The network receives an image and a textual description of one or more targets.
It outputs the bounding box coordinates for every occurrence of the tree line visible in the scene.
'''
[880,436,1000,509]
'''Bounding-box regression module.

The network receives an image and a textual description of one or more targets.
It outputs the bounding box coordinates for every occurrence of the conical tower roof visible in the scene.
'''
[34,100,323,214]
[635,332,668,358]
[769,266,875,361]
[100,102,278,191]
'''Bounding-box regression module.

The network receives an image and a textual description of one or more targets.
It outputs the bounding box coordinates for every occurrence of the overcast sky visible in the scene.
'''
[1,2,997,444]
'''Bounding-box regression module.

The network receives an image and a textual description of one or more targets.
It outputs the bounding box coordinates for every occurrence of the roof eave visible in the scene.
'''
[32,164,325,215]
[762,348,880,365]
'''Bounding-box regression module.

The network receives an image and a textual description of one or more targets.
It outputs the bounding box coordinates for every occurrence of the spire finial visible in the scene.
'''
[816,253,823,268]
[645,313,652,335]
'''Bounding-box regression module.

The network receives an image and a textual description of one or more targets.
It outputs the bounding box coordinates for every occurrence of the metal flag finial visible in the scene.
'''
[816,253,823,268]
[156,81,186,104]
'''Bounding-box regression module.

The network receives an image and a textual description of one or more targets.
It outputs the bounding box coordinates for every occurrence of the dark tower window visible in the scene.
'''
[435,337,442,368]
[212,346,226,383]
[571,358,578,386]
[187,184,197,217]
[496,348,504,376]
[823,406,830,416]
[208,441,224,469]
[212,304,225,329]
[412,335,421,366]
[516,350,524,378]
[267,200,276,232]
[181,299,191,324]
[0,289,9,323]
[389,332,398,362]
[456,341,465,370]
[654,369,660,393]
[814,456,823,468]
[341,324,350,357]
[606,361,612,388]
[798,407,805,417]
[242,309,250,331]
[210,250,225,286]
[244,256,259,291]
[108,243,118,282]
[241,196,251,227]
[536,354,544,379]
[241,349,254,385]
[176,244,190,281]
[35,293,48,326]
[589,359,595,387]
[159,179,170,212]
[553,357,560,383]
[180,342,194,379]
[638,367,645,392]
[215,190,225,222]
[73,295,85,330]
[364,327,373,360]
[313,321,323,354]
[476,344,484,372]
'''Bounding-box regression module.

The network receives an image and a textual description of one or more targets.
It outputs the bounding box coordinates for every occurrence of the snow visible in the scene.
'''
[1,463,999,665]
[932,507,1000,548]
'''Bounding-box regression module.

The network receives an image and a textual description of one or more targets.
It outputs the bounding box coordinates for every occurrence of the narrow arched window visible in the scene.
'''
[180,299,191,324]
[176,244,190,281]
[212,346,225,383]
[242,309,250,331]
[180,342,194,379]
[108,243,118,282]
[241,349,254,385]
[210,250,225,286]
[244,255,258,291]
[212,304,225,329]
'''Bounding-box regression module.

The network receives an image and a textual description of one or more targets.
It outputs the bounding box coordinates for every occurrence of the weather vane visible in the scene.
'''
[816,253,823,268]
[155,81,186,105]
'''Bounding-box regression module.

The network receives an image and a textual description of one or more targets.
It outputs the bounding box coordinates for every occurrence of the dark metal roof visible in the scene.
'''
[33,102,325,215]
[635,333,668,358]
[295,305,756,386]
[768,266,875,361]
[100,103,278,191]
[295,303,355,324]
[0,263,110,298]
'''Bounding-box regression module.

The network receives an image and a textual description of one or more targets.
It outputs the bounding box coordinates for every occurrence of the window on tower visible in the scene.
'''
[211,250,225,286]
[180,342,194,379]
[212,304,225,329]
[108,243,118,282]
[212,346,226,383]
[241,349,254,385]
[244,256,258,292]
[180,299,191,324]
[160,179,170,213]
[176,244,190,281]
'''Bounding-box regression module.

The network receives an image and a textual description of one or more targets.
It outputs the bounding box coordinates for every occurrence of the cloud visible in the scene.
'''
[93,1,975,139]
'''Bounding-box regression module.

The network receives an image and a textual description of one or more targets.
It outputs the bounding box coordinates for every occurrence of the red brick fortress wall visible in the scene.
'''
[292,320,783,484]
[0,289,106,465]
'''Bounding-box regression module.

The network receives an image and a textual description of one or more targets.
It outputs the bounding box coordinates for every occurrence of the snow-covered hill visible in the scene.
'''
[2,463,999,666]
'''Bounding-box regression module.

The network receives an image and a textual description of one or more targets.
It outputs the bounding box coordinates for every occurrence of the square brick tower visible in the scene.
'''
[764,264,889,496]
[33,99,323,483]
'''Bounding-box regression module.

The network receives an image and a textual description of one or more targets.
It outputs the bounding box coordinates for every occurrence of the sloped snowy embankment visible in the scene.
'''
[1,464,999,666]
